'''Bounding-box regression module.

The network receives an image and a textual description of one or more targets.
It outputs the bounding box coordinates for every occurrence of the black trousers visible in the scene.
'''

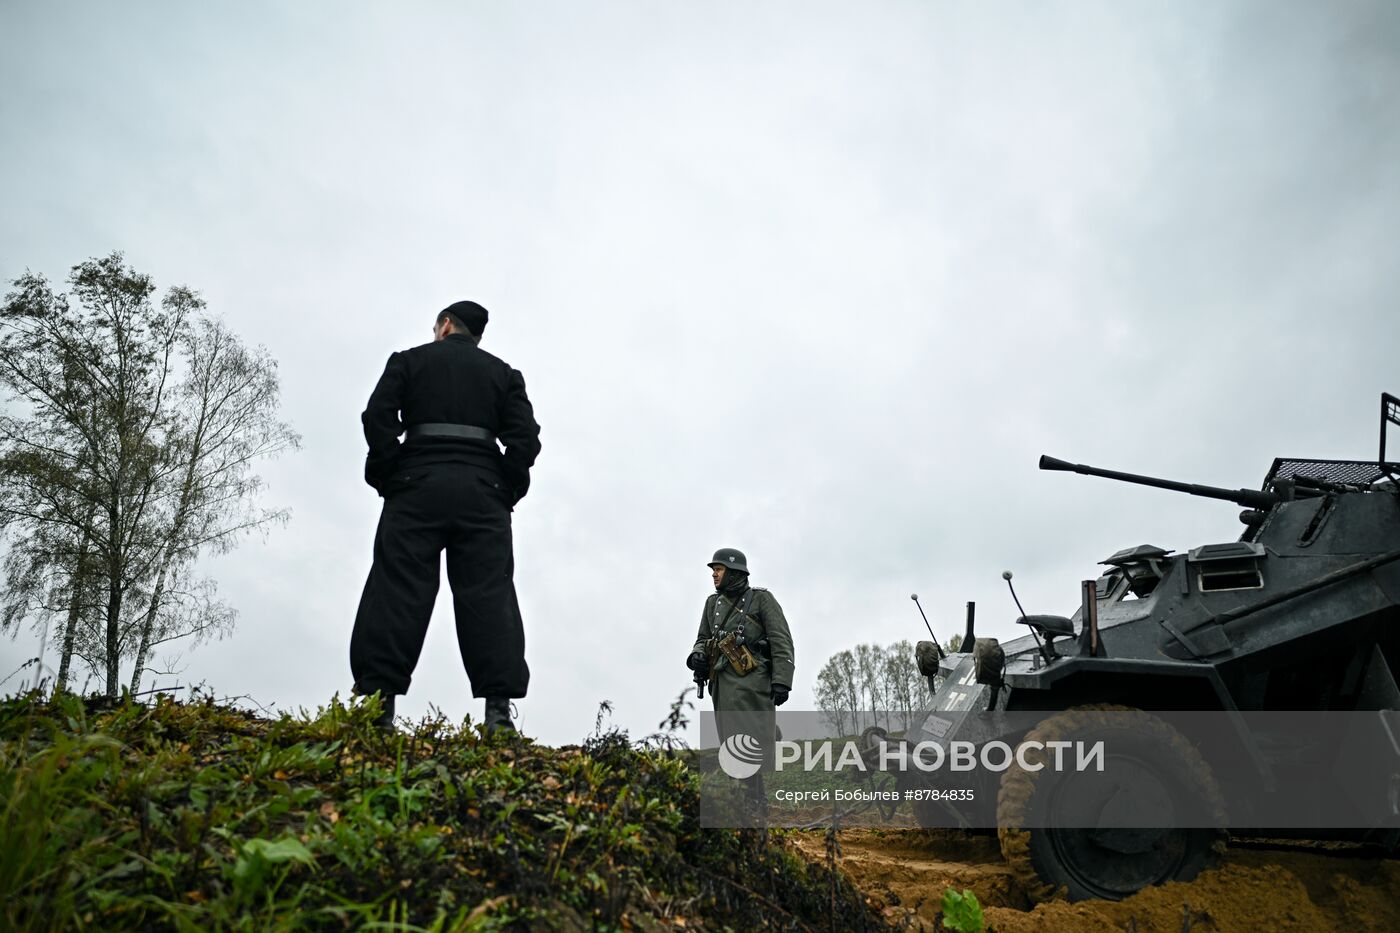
[350,462,529,699]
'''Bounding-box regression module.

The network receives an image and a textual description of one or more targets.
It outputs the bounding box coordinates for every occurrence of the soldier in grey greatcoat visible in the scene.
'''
[687,548,794,819]
[688,548,795,715]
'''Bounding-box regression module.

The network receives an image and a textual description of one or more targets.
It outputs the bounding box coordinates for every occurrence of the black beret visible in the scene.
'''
[439,300,489,336]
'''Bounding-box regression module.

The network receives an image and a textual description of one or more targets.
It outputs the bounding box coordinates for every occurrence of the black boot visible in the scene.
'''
[742,774,768,828]
[484,697,515,736]
[372,694,396,733]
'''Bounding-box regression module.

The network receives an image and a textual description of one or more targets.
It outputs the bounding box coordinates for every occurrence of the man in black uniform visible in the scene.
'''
[351,300,541,734]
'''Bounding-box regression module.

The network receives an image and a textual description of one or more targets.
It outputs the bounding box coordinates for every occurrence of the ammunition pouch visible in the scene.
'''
[717,630,759,676]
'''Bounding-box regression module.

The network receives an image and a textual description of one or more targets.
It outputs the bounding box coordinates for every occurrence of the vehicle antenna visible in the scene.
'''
[1003,570,1048,658]
[910,594,944,659]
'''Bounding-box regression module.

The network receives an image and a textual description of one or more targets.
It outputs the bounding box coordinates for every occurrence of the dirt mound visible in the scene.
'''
[792,829,1400,932]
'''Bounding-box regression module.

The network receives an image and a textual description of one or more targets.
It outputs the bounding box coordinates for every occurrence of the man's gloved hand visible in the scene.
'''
[686,651,709,677]
[771,683,790,706]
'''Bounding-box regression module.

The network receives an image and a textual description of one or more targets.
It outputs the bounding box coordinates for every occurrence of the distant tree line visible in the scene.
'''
[0,253,299,696]
[813,636,961,736]
[812,641,918,736]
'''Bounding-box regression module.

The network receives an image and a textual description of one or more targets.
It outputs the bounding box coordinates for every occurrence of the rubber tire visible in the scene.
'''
[997,704,1227,902]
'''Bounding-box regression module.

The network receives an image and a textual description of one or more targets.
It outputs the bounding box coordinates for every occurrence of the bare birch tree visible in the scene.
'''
[0,257,172,694]
[814,659,853,736]
[126,315,297,692]
[882,641,916,730]
[0,501,102,690]
[834,648,861,726]
[0,253,298,695]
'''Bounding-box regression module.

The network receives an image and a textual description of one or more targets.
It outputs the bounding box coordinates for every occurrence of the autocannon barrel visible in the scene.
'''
[1039,455,1278,509]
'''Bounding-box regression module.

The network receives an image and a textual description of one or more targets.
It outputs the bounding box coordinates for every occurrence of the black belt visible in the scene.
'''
[405,423,495,442]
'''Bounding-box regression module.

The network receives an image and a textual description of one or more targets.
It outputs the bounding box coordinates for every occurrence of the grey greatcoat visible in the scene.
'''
[692,587,795,716]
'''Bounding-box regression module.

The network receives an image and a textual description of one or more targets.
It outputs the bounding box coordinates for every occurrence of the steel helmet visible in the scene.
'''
[708,548,748,573]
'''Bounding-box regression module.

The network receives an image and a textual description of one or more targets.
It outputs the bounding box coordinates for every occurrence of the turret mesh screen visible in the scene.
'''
[1264,459,1400,488]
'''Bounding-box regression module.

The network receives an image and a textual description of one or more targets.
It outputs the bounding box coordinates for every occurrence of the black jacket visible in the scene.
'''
[361,333,541,502]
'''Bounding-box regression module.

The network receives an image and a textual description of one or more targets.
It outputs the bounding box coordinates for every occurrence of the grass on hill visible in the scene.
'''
[0,690,895,932]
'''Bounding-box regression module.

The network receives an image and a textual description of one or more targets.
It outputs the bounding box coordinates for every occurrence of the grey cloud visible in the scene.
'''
[2,2,1398,744]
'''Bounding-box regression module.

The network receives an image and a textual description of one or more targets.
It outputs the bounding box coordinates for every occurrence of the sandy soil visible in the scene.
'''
[789,829,1400,932]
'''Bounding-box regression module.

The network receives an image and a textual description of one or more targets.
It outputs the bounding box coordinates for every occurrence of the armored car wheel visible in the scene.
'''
[997,705,1226,902]
[859,724,888,753]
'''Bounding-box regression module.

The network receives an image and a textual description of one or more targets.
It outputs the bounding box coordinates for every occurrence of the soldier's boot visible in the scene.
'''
[372,694,396,733]
[484,697,516,736]
[742,775,768,828]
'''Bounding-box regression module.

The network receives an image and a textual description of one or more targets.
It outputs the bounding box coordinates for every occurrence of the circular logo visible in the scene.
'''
[718,732,765,779]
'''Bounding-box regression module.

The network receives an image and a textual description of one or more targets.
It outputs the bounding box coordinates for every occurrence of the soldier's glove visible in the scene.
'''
[771,683,790,707]
[686,651,709,677]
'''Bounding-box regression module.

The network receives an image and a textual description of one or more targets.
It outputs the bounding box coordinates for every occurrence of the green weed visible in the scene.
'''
[941,886,984,932]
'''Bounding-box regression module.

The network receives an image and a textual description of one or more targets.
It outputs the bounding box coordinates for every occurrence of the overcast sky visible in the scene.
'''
[2,1,1398,746]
